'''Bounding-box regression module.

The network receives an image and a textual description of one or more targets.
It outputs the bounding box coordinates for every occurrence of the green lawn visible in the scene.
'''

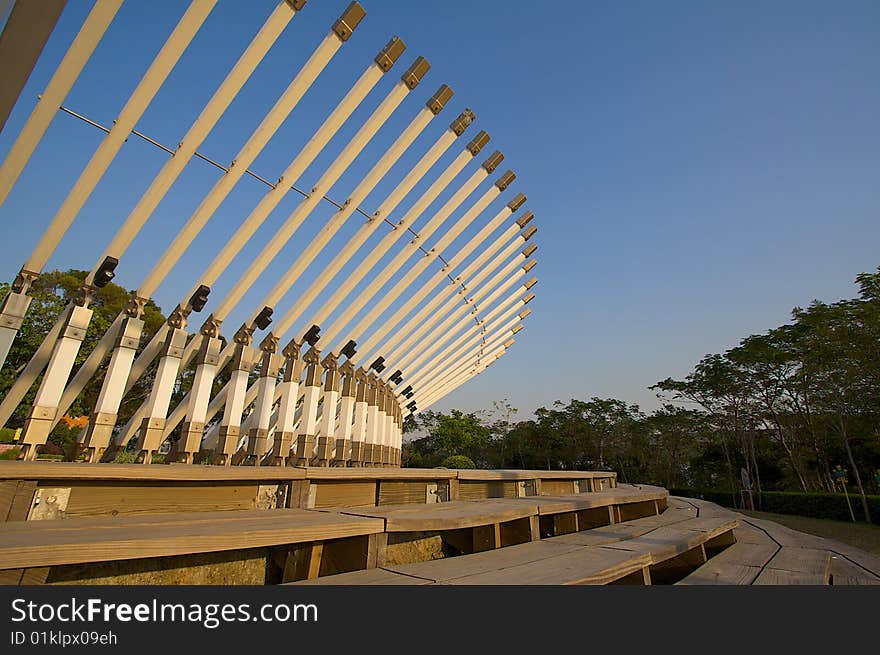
[737,509,880,555]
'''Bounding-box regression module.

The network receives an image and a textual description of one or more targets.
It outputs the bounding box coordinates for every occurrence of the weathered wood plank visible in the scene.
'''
[311,481,376,509]
[339,499,539,532]
[457,481,517,500]
[754,547,831,585]
[287,567,432,585]
[0,509,384,570]
[377,481,428,506]
[0,461,306,481]
[59,482,261,518]
[442,546,651,585]
[386,540,585,583]
[830,554,880,585]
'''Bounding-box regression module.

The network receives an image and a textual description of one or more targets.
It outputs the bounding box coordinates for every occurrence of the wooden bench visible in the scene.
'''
[524,484,668,537]
[292,513,738,585]
[0,508,384,585]
[336,499,542,562]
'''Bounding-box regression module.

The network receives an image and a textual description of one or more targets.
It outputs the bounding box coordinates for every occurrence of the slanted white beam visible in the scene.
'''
[0,0,124,211]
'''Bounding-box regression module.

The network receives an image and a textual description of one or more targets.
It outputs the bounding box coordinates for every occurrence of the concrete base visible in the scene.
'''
[243,427,270,466]
[174,421,206,463]
[81,411,118,461]
[265,431,293,466]
[20,405,55,460]
[212,425,241,466]
[294,434,315,467]
[311,436,333,467]
[136,416,166,464]
[349,441,365,467]
[332,439,349,467]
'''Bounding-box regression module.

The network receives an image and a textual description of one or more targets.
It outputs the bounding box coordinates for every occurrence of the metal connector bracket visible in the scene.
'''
[522,243,538,258]
[495,170,515,191]
[467,130,490,155]
[524,277,538,290]
[482,150,504,173]
[375,36,406,71]
[449,108,475,136]
[516,210,534,228]
[522,225,538,241]
[507,193,526,212]
[401,56,430,89]
[332,2,365,41]
[426,84,453,114]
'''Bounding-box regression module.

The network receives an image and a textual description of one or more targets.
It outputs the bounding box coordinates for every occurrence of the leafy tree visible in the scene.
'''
[0,270,165,436]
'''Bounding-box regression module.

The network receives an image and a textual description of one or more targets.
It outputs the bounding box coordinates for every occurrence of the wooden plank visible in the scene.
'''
[456,470,614,481]
[0,481,19,521]
[754,547,831,585]
[616,499,661,522]
[677,563,763,585]
[0,509,384,569]
[378,481,428,506]
[0,461,307,481]
[287,567,432,585]
[6,481,36,522]
[60,481,261,518]
[830,555,880,585]
[598,518,739,565]
[458,480,517,500]
[340,499,539,532]
[442,546,651,585]
[541,480,575,496]
[311,481,376,509]
[299,467,457,481]
[387,540,584,583]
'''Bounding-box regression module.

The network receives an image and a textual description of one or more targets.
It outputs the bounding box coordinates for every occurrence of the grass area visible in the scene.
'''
[737,509,880,555]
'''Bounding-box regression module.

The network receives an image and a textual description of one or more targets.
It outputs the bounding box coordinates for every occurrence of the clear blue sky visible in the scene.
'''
[1,1,878,422]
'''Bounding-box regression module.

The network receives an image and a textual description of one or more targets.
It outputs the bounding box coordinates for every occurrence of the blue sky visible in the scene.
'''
[1,0,878,422]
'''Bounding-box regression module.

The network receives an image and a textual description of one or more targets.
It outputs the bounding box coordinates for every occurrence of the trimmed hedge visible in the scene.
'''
[671,488,880,525]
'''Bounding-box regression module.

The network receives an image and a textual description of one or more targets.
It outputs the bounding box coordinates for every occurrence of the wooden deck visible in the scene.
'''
[673,497,880,585]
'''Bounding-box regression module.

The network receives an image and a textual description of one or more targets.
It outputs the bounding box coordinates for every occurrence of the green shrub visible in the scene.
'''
[671,488,880,524]
[439,455,476,469]
[0,427,18,443]
[0,447,21,460]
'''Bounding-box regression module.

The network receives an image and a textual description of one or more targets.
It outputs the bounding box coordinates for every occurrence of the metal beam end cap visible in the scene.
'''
[524,276,538,290]
[518,308,532,320]
[522,224,538,241]
[522,259,538,273]
[401,56,430,89]
[516,210,534,228]
[426,84,453,114]
[504,339,515,349]
[512,324,524,334]
[375,36,406,71]
[507,192,526,212]
[450,108,475,136]
[482,150,504,173]
[467,130,490,156]
[495,170,515,191]
[522,243,538,258]
[286,0,307,11]
[333,2,366,41]
[523,291,537,304]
